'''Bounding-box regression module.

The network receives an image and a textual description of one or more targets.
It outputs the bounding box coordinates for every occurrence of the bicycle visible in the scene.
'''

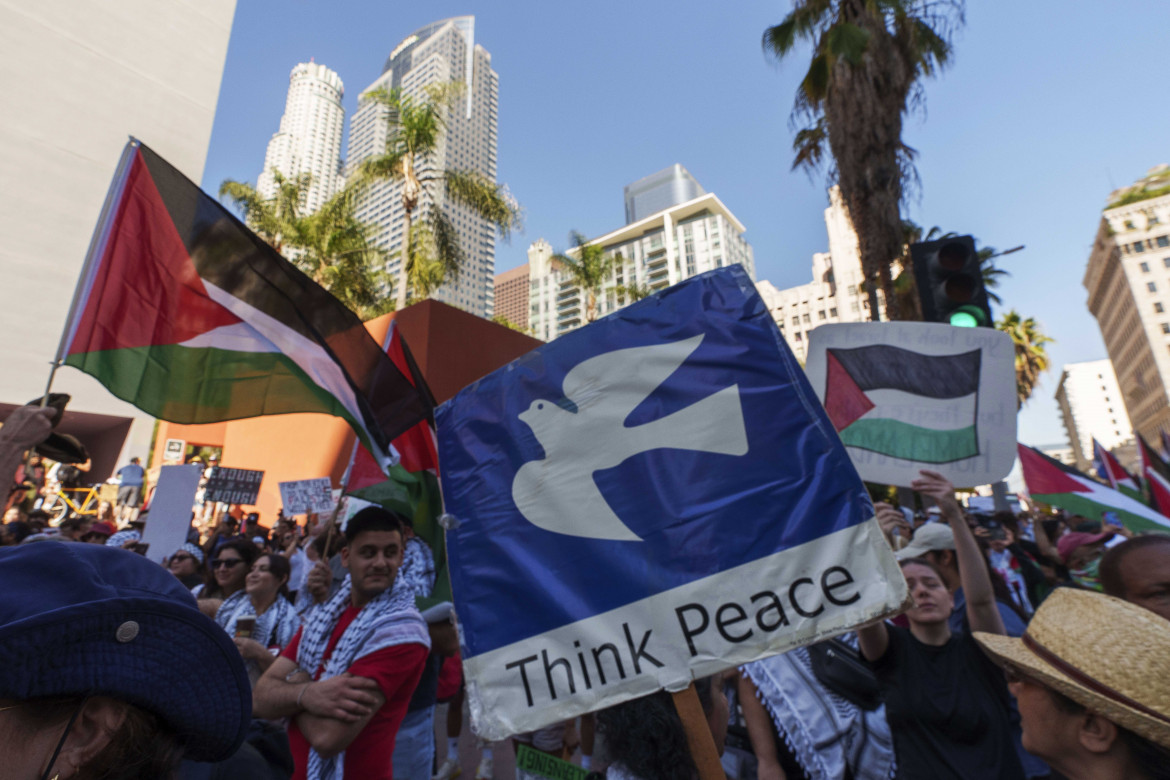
[42,484,101,522]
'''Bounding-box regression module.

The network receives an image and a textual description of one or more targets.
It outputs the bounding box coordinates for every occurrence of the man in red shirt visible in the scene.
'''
[254,507,430,779]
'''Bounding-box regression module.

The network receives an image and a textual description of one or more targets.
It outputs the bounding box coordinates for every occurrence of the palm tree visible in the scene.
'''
[890,223,1012,317]
[219,170,310,254]
[552,232,617,323]
[356,82,522,310]
[295,187,392,319]
[764,1,963,320]
[615,282,652,305]
[997,310,1053,407]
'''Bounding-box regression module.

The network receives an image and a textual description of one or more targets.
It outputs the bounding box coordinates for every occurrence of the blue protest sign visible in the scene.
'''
[436,265,906,739]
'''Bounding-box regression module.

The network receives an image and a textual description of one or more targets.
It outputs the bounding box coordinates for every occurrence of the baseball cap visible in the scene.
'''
[895,522,956,560]
[1057,531,1114,564]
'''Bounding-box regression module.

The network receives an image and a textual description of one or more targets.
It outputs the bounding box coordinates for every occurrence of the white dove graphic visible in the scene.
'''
[512,333,749,541]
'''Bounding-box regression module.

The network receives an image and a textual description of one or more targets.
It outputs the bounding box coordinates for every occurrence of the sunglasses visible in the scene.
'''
[211,558,245,569]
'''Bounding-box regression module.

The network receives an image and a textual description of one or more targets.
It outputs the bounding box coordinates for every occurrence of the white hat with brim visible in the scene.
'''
[895,522,956,560]
[975,588,1170,750]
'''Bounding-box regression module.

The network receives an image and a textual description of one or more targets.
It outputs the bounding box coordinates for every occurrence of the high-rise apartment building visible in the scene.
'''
[346,16,499,316]
[754,187,878,361]
[624,164,706,225]
[0,0,235,474]
[1083,165,1170,443]
[257,61,345,215]
[493,263,531,331]
[1054,359,1131,471]
[528,183,754,342]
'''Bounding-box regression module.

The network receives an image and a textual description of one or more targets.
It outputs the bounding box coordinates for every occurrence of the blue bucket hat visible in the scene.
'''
[0,542,250,761]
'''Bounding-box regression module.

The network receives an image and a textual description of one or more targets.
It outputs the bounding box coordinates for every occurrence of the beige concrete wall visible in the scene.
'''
[0,0,236,462]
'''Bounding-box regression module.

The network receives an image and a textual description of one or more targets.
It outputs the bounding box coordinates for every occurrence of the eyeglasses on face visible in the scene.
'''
[171,554,195,563]
[211,558,245,569]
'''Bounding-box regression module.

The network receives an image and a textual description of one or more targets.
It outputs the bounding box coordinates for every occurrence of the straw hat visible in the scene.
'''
[975,588,1170,749]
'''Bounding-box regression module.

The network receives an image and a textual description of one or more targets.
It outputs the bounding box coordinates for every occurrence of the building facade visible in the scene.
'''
[1054,359,1132,471]
[0,0,235,474]
[1083,166,1170,444]
[528,193,754,342]
[257,61,345,215]
[623,164,706,225]
[754,187,878,362]
[347,16,500,316]
[493,262,530,331]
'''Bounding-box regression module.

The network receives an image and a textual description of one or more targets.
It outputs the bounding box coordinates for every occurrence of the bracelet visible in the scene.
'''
[296,682,311,710]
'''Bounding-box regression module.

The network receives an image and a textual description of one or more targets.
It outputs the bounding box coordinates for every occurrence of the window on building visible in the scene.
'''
[1135,242,1146,253]
[847,285,857,296]
[1158,236,1170,248]
[1149,282,1158,293]
[818,310,826,320]
[802,313,811,323]
[1157,303,1165,313]
[830,307,838,317]
[794,333,802,342]
[1162,323,1170,335]
[1164,257,1170,269]
[792,316,799,326]
[1141,262,1151,272]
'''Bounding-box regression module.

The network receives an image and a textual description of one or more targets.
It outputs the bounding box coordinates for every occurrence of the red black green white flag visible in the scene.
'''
[1137,434,1170,517]
[1018,444,1170,533]
[823,345,981,463]
[57,140,432,465]
[1092,438,1141,501]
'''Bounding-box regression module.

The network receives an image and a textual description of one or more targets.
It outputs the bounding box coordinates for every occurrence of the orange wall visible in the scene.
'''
[152,300,541,525]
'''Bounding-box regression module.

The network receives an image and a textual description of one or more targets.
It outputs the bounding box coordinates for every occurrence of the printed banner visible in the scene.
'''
[436,266,907,740]
[278,477,334,515]
[804,322,1017,487]
[203,466,264,505]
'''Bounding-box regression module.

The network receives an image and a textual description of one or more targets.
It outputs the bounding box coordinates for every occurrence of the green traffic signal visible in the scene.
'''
[949,306,987,328]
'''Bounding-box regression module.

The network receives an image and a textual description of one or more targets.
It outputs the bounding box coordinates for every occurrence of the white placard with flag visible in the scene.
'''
[436,267,908,740]
[805,322,1017,488]
[278,477,334,514]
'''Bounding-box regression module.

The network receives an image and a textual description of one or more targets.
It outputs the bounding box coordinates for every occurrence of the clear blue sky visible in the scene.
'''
[203,1,1170,451]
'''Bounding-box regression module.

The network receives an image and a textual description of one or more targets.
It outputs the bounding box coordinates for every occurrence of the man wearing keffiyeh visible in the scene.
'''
[253,507,431,780]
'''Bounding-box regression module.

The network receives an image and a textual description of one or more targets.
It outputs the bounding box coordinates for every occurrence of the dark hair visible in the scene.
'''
[19,696,183,779]
[344,507,405,545]
[596,676,719,780]
[3,521,31,545]
[58,515,87,533]
[899,556,947,581]
[992,511,1020,537]
[257,553,292,599]
[200,538,259,599]
[1101,535,1170,599]
[1045,687,1170,780]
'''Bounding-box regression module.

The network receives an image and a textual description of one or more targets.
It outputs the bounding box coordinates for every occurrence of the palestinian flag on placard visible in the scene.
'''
[1018,444,1170,533]
[58,140,431,465]
[823,345,981,463]
[1092,438,1143,502]
[1137,434,1170,517]
[345,320,449,606]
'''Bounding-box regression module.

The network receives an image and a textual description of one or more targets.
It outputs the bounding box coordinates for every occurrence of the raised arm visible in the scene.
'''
[737,674,787,780]
[910,470,1005,636]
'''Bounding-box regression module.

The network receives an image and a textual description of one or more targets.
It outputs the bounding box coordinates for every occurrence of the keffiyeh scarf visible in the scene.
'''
[741,634,896,780]
[399,536,436,598]
[216,591,300,649]
[297,573,430,780]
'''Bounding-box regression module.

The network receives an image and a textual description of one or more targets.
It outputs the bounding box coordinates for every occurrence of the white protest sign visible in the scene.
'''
[434,268,907,740]
[278,477,334,514]
[804,322,1017,488]
[162,438,186,463]
[139,464,202,564]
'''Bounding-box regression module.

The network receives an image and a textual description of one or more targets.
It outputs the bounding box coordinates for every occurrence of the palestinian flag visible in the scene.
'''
[1137,435,1170,517]
[1092,438,1142,502]
[1018,444,1170,533]
[58,140,431,464]
[824,345,981,463]
[346,320,448,606]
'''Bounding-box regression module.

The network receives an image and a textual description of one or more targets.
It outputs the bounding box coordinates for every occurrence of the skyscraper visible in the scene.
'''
[623,164,706,224]
[257,61,345,215]
[1083,165,1170,443]
[1054,359,1131,472]
[346,16,500,316]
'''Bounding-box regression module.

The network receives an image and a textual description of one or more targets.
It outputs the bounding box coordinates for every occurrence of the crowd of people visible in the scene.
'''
[2,401,1170,780]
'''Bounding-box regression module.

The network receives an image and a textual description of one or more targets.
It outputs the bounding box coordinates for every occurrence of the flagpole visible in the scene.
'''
[44,139,140,404]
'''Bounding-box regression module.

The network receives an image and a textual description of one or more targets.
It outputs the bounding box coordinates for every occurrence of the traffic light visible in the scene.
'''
[909,235,992,327]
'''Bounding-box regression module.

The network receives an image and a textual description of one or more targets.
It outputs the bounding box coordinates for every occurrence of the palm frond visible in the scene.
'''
[443,169,524,238]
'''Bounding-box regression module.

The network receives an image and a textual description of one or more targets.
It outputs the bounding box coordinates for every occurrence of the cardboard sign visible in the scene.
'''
[139,464,202,564]
[804,322,1017,488]
[435,266,906,740]
[203,467,264,505]
[278,477,334,514]
[163,438,186,463]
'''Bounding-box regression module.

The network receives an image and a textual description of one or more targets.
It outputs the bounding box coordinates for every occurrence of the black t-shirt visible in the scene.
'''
[869,626,1024,780]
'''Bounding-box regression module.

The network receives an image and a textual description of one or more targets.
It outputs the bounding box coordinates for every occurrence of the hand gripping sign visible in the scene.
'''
[435,266,907,741]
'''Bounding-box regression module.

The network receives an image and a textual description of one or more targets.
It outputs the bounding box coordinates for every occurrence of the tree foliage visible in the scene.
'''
[356,82,522,310]
[997,310,1053,407]
[764,0,964,320]
[552,231,617,323]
